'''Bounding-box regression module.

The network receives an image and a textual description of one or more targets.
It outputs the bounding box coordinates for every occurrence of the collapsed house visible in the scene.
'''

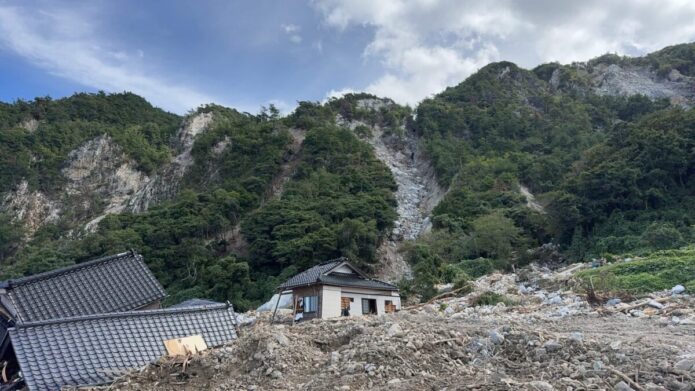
[0,251,238,390]
[274,258,401,321]
[8,304,237,390]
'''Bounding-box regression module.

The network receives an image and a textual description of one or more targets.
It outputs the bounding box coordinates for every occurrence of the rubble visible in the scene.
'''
[107,263,695,390]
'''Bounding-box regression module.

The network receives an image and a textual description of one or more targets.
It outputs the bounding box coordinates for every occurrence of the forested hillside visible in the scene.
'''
[404,43,695,298]
[2,43,695,308]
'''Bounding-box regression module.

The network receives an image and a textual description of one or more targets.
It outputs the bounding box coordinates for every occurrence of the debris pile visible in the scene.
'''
[105,264,695,390]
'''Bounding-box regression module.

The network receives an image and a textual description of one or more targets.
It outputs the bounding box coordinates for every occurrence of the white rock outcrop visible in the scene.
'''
[1,180,60,238]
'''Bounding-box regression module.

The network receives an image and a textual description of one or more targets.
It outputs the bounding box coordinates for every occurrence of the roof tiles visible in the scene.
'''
[10,304,238,391]
[278,258,398,291]
[3,251,166,322]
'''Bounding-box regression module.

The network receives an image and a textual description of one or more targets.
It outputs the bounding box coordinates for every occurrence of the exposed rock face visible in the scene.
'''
[19,118,39,132]
[592,64,695,104]
[1,112,215,237]
[551,63,695,106]
[337,100,447,282]
[62,135,150,232]
[128,112,214,213]
[1,180,60,238]
[265,128,306,200]
[519,184,544,214]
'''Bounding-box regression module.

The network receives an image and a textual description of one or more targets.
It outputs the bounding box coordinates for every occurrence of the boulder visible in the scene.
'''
[614,381,635,391]
[671,285,686,295]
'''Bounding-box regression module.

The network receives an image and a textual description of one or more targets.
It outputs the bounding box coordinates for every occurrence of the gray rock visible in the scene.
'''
[270,370,283,379]
[543,340,562,353]
[671,284,686,294]
[592,360,603,370]
[331,351,341,365]
[610,340,622,350]
[647,299,664,310]
[489,330,505,345]
[527,380,555,391]
[569,332,583,342]
[387,378,401,385]
[606,298,622,306]
[674,358,695,372]
[614,381,635,391]
[387,323,404,337]
[533,347,547,359]
[275,333,290,346]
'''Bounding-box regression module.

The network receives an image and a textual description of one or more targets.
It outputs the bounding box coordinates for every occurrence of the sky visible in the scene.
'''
[1,0,694,114]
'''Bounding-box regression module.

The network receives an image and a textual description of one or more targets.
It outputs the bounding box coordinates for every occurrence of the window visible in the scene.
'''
[361,298,377,315]
[303,296,318,313]
[385,300,396,313]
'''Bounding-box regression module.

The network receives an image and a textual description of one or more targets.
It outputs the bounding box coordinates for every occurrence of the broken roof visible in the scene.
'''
[1,251,166,323]
[9,303,238,391]
[278,258,398,291]
[169,298,222,309]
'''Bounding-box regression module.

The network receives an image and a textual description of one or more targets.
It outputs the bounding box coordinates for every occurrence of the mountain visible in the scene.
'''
[1,43,695,309]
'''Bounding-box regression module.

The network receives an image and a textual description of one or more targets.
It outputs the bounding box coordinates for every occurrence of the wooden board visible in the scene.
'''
[341,297,351,310]
[164,335,208,356]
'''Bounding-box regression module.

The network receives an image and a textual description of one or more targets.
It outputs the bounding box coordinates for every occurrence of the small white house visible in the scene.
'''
[273,258,401,320]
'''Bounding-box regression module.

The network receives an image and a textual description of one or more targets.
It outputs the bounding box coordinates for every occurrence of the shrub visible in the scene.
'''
[470,291,518,307]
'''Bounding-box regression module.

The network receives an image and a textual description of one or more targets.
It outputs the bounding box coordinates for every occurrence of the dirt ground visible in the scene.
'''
[104,265,695,391]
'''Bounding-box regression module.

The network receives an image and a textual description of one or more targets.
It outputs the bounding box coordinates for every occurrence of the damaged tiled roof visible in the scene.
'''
[2,251,166,322]
[277,258,346,290]
[169,298,222,308]
[9,304,238,391]
[278,258,398,291]
[318,274,398,291]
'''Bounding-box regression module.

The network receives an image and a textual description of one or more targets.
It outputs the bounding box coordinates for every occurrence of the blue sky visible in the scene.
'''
[1,0,695,114]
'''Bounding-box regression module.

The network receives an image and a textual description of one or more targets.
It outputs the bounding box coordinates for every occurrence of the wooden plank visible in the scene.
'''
[164,335,208,356]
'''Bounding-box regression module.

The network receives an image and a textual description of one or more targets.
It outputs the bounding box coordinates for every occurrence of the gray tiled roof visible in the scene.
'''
[9,304,238,391]
[277,258,346,290]
[3,251,166,322]
[318,273,398,291]
[169,298,222,308]
[278,258,398,291]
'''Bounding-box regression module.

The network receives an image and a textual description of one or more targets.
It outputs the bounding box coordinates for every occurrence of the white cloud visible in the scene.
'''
[281,23,303,44]
[0,5,215,113]
[324,87,358,101]
[282,23,300,33]
[313,0,695,105]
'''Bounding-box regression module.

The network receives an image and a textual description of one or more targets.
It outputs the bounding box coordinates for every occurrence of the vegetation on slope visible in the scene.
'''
[406,46,695,298]
[578,246,695,294]
[0,92,180,193]
[0,95,400,310]
[3,43,695,306]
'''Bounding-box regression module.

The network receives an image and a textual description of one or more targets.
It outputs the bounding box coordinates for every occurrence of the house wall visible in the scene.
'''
[319,285,400,319]
[321,286,342,318]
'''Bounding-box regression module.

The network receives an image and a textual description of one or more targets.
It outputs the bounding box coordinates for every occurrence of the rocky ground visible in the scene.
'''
[105,264,695,391]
